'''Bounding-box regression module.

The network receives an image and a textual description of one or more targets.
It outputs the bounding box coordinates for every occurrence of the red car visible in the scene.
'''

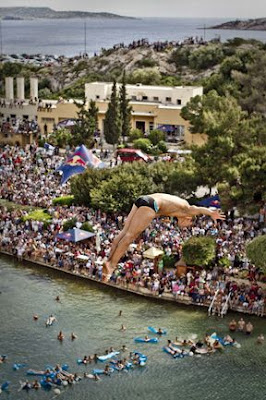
[116,148,151,163]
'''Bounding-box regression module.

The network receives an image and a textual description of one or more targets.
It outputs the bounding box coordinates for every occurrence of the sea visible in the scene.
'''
[1,17,266,57]
[0,255,266,400]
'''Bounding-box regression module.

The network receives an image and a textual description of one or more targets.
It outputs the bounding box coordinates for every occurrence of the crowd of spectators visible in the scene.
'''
[0,144,265,317]
[1,118,40,137]
[108,36,207,54]
[0,144,68,207]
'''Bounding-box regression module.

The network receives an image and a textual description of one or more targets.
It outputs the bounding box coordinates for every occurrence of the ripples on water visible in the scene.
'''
[0,256,265,400]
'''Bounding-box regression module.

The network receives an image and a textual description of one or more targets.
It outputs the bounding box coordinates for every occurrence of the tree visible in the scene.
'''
[246,236,266,273]
[90,168,155,213]
[233,51,266,114]
[181,90,266,211]
[128,68,161,85]
[119,71,132,139]
[104,80,121,146]
[72,97,98,147]
[48,128,73,148]
[182,237,216,267]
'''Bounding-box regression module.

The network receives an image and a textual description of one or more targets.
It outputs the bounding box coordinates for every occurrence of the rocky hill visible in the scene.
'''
[0,7,134,20]
[209,18,266,31]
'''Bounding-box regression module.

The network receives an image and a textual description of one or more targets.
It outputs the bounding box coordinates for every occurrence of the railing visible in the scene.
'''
[221,291,232,317]
[208,289,219,316]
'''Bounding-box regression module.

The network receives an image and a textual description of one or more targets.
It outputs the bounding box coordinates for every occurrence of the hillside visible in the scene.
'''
[209,18,266,31]
[0,7,134,20]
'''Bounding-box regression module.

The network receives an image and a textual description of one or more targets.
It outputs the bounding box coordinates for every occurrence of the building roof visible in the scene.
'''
[86,82,203,91]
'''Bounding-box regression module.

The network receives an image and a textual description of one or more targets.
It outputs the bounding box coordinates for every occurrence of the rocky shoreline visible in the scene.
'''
[209,18,266,31]
[0,7,135,20]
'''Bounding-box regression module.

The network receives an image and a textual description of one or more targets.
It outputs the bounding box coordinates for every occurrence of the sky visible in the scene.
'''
[0,0,265,18]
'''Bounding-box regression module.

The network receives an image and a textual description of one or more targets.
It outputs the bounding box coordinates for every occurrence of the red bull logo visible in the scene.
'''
[66,155,87,167]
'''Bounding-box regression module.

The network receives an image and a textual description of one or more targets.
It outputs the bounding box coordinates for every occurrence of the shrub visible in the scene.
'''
[63,218,77,231]
[162,254,178,268]
[81,222,94,232]
[136,58,158,68]
[157,140,168,153]
[129,129,144,142]
[133,138,152,153]
[148,129,165,145]
[246,235,266,273]
[22,209,52,229]
[52,195,75,206]
[182,236,216,267]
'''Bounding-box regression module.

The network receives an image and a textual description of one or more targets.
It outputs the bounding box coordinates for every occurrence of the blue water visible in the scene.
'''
[1,17,266,56]
[0,255,266,400]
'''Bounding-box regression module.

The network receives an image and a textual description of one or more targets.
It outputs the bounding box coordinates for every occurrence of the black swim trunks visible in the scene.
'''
[134,196,159,213]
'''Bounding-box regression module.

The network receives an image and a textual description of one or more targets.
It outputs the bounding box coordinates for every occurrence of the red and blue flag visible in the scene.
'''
[57,144,105,184]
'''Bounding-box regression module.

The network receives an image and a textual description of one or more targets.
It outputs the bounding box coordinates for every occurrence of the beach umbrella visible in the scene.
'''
[143,247,164,259]
[56,228,95,243]
[57,119,77,128]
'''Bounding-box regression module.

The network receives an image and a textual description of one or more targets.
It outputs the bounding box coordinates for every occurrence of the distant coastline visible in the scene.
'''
[208,17,266,31]
[0,6,136,20]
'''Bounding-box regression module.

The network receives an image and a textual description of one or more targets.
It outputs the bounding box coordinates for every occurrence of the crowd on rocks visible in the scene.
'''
[0,145,265,317]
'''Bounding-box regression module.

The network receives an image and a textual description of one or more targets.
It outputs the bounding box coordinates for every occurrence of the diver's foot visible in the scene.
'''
[102,262,112,282]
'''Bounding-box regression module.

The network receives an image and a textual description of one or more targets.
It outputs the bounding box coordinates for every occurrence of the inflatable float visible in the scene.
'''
[134,337,158,343]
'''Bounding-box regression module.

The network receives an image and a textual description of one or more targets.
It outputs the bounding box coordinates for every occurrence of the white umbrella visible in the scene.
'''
[76,255,89,261]
[143,247,164,259]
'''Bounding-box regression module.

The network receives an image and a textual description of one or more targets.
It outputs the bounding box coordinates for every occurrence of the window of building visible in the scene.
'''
[136,121,145,132]
[142,96,148,101]
[166,97,172,102]
[153,96,159,101]
[177,99,182,105]
[96,95,100,99]
[10,114,16,119]
[131,95,137,101]
[175,125,185,139]
[22,115,29,120]
[41,117,55,123]
[149,122,154,131]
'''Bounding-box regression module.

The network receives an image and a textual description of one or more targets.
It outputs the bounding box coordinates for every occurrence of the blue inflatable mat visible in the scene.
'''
[92,368,114,375]
[148,326,167,335]
[134,337,158,343]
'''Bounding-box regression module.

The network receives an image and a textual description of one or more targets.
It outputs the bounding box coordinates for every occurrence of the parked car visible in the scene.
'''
[116,148,152,163]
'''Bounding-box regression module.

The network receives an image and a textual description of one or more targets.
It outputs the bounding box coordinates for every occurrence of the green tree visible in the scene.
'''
[233,51,266,114]
[72,97,98,147]
[188,45,225,71]
[48,128,73,148]
[182,236,216,267]
[71,168,111,206]
[90,168,155,213]
[119,71,132,139]
[246,236,266,273]
[128,68,161,85]
[104,80,121,146]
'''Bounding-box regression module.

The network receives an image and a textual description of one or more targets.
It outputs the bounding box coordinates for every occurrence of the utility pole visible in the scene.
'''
[84,19,87,56]
[0,18,3,56]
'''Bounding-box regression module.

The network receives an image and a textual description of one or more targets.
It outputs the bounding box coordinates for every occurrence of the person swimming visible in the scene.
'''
[57,331,64,341]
